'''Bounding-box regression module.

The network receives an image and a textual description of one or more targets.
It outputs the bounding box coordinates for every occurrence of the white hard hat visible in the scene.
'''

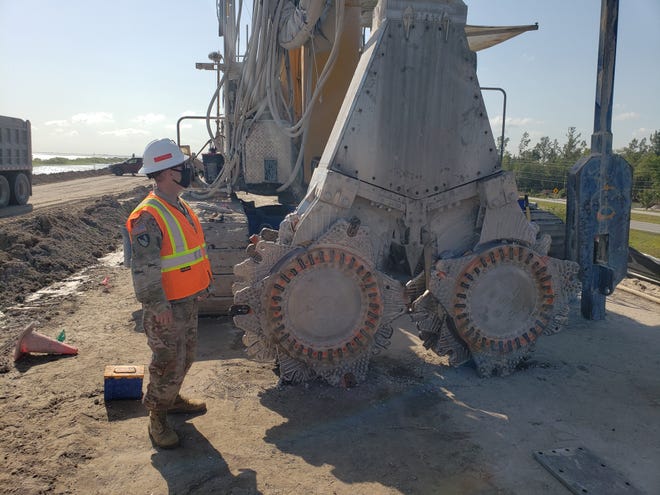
[139,138,186,175]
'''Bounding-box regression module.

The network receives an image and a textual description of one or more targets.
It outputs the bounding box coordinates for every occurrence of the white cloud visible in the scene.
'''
[99,128,150,137]
[508,117,538,127]
[490,116,539,127]
[613,111,638,122]
[45,120,70,127]
[51,128,79,137]
[71,112,114,125]
[133,113,166,124]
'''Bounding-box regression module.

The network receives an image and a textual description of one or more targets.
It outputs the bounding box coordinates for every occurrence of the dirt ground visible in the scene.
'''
[0,172,659,495]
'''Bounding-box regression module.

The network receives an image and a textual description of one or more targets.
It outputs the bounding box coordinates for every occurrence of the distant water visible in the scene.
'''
[32,152,119,175]
[33,163,110,175]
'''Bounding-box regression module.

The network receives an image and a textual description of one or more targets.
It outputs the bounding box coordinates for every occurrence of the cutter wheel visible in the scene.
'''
[232,219,405,386]
[410,243,580,376]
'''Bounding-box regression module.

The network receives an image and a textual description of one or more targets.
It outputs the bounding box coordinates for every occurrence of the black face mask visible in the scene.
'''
[173,164,193,188]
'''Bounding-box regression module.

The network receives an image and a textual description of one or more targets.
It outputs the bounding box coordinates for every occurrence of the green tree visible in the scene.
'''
[532,136,560,163]
[496,135,510,161]
[632,153,660,203]
[507,129,659,200]
[649,130,660,156]
[637,189,659,209]
[617,131,660,207]
[518,132,531,158]
[621,137,649,163]
[561,127,587,162]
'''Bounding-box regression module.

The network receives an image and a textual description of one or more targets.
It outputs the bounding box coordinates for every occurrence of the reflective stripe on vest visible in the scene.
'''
[138,195,209,273]
[127,192,211,300]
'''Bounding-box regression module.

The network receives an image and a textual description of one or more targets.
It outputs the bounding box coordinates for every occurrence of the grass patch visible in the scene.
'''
[532,199,660,225]
[533,200,566,221]
[629,231,660,258]
[532,200,659,258]
[631,211,660,225]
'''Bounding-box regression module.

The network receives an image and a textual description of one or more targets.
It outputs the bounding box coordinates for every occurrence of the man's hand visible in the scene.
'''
[154,308,174,326]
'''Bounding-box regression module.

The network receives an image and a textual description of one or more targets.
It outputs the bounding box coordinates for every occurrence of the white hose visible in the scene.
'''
[200,0,346,197]
[205,73,227,141]
[278,0,326,50]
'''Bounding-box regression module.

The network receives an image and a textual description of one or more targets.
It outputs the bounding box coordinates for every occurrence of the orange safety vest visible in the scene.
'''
[126,192,212,301]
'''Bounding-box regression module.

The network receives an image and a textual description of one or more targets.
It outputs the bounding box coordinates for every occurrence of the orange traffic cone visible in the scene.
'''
[13,322,78,361]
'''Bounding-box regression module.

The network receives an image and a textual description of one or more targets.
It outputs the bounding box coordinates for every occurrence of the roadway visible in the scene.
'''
[0,175,147,218]
[529,197,660,234]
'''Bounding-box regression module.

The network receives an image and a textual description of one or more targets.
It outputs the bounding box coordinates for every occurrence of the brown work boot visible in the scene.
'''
[168,394,207,414]
[148,410,180,448]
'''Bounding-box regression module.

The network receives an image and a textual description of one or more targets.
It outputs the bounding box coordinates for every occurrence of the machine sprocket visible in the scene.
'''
[233,219,405,386]
[417,242,579,376]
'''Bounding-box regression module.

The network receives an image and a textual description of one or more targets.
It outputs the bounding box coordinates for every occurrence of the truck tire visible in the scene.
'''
[10,172,30,205]
[0,175,10,208]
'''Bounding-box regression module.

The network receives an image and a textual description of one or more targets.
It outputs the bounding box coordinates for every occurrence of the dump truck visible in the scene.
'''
[0,116,32,208]
[180,0,630,386]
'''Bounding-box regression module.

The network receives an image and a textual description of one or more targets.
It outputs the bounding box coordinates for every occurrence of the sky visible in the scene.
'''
[1,0,658,157]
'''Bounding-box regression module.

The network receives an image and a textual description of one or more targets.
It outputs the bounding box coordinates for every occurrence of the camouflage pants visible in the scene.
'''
[142,298,199,411]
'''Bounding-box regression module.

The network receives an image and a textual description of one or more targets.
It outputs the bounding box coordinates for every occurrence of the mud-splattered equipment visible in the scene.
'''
[234,219,404,385]
[232,0,580,385]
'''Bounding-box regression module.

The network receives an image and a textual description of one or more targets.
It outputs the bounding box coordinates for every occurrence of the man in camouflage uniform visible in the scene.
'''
[126,138,212,449]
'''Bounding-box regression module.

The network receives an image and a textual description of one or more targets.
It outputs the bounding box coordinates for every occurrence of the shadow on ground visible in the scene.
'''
[151,421,262,495]
[257,359,499,494]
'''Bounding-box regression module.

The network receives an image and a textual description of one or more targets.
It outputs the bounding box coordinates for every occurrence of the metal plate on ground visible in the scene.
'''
[534,447,643,495]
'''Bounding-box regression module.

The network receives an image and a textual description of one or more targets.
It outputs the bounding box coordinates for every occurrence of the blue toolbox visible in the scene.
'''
[104,365,144,401]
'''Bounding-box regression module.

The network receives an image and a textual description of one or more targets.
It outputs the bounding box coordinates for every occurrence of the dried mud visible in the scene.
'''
[0,172,145,372]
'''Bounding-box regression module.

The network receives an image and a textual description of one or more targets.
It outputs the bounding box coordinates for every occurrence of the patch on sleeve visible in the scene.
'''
[137,233,150,247]
[131,220,148,236]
